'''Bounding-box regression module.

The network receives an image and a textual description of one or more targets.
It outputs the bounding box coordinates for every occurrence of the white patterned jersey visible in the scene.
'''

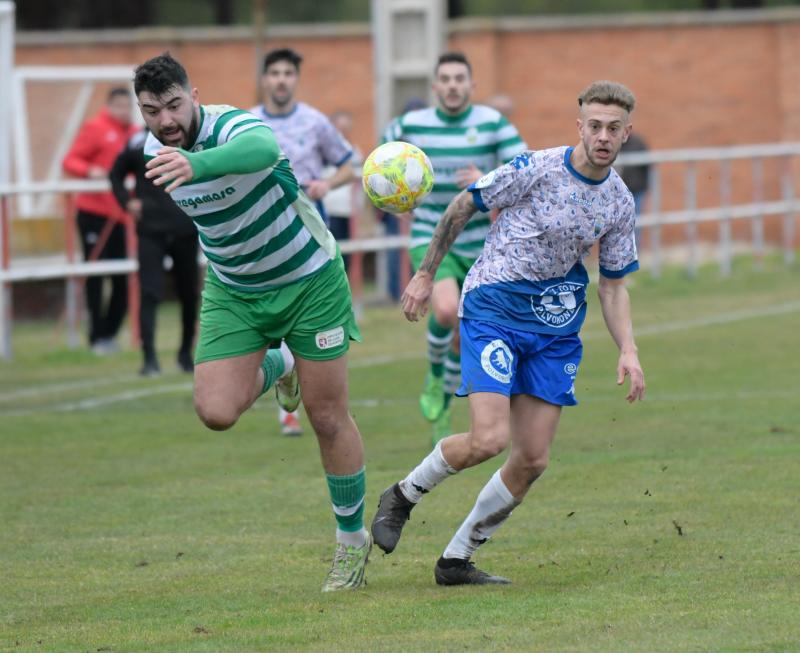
[460,146,639,334]
[249,102,353,186]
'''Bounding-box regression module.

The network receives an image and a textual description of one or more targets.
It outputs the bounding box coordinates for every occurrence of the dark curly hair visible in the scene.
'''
[134,52,190,98]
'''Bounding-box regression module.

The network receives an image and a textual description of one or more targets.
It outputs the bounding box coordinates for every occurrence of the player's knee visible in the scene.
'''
[194,397,239,431]
[516,450,550,482]
[469,428,509,462]
[305,402,345,441]
[433,303,459,329]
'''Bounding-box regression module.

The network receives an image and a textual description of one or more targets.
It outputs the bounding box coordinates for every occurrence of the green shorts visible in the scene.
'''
[195,255,362,364]
[409,245,476,287]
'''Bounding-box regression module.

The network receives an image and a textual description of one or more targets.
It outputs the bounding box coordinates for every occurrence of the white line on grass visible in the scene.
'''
[2,383,193,416]
[3,299,798,415]
[0,373,139,403]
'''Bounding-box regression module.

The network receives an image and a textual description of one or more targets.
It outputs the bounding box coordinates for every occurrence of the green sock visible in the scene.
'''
[326,467,366,533]
[260,349,285,396]
[427,314,452,378]
[443,393,453,410]
[442,350,461,410]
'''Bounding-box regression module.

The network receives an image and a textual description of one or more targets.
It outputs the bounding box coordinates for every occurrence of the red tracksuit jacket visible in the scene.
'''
[62,108,139,217]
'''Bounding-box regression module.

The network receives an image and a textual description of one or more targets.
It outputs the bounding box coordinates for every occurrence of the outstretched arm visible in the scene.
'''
[597,274,645,402]
[401,189,475,322]
[145,126,280,193]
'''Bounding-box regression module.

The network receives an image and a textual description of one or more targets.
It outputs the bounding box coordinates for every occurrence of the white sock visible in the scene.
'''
[442,469,520,560]
[399,441,457,503]
[278,341,294,378]
[279,407,300,421]
[336,527,368,548]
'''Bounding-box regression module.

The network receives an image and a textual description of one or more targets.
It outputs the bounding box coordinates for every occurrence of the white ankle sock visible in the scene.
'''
[278,341,294,378]
[442,469,520,560]
[399,441,457,503]
[336,527,368,548]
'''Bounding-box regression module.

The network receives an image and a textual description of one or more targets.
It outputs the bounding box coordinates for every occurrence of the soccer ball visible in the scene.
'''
[362,141,434,214]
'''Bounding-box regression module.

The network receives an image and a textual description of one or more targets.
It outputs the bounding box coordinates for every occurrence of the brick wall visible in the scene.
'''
[12,9,800,250]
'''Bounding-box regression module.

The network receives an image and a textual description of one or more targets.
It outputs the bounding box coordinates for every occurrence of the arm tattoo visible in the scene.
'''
[419,191,476,274]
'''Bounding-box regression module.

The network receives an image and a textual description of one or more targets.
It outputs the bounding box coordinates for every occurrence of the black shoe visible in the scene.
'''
[371,483,415,554]
[139,358,161,378]
[177,350,194,373]
[434,557,511,586]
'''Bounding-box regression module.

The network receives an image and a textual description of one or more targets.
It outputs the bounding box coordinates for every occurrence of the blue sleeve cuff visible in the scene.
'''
[334,150,353,167]
[600,260,639,279]
[468,185,489,213]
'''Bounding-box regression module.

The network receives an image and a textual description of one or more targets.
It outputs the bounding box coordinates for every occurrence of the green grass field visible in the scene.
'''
[2,257,799,653]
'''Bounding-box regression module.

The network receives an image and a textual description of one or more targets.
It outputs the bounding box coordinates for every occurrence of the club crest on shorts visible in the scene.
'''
[480,339,513,384]
[316,326,345,350]
[531,281,584,328]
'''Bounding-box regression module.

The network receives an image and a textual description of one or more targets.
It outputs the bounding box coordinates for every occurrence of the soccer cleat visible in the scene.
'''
[177,350,194,374]
[275,367,301,413]
[371,483,415,554]
[419,373,445,421]
[322,534,372,592]
[139,358,161,378]
[434,557,511,586]
[280,410,303,437]
[431,406,452,447]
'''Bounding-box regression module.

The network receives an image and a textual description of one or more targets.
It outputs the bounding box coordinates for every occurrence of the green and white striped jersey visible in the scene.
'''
[385,105,526,258]
[144,104,336,291]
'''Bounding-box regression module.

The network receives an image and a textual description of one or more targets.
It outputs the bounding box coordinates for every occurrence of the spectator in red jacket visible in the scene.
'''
[63,87,139,353]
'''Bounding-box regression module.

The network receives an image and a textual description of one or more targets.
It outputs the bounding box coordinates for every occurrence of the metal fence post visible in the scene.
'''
[782,156,796,266]
[64,194,80,349]
[685,162,697,277]
[719,160,732,276]
[751,157,764,270]
[0,194,11,359]
[648,166,661,278]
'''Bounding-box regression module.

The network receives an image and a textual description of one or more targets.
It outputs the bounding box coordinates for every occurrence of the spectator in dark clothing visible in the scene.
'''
[110,129,199,377]
[619,132,650,213]
[62,87,139,353]
[619,132,651,246]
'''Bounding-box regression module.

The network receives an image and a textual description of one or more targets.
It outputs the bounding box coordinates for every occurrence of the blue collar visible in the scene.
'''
[563,146,609,186]
[260,103,299,120]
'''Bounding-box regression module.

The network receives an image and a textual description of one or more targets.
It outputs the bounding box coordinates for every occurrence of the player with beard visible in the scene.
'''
[250,47,355,437]
[135,53,371,592]
[372,80,645,585]
[385,52,527,446]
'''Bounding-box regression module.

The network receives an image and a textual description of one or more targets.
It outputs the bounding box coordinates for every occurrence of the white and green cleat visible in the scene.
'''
[275,367,301,413]
[419,373,445,422]
[322,534,372,592]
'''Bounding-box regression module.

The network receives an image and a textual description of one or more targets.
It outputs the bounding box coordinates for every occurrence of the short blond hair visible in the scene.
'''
[578,81,635,113]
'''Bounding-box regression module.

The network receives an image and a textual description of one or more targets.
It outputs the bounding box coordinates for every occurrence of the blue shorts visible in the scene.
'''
[457,318,583,406]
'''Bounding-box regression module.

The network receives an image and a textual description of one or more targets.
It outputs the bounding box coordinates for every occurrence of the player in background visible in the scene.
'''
[135,53,370,592]
[109,128,199,377]
[385,52,527,445]
[250,47,356,437]
[372,80,645,585]
[62,88,139,354]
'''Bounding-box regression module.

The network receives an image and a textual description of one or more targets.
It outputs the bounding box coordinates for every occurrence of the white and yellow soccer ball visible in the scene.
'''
[362,141,434,214]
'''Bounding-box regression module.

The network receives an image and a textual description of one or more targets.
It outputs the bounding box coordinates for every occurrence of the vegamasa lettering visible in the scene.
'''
[177,187,236,209]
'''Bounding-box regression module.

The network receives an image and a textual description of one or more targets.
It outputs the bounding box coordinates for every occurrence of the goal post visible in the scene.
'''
[0,1,14,359]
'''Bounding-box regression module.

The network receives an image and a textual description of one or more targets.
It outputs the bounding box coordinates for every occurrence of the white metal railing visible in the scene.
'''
[617,141,799,276]
[1,142,798,359]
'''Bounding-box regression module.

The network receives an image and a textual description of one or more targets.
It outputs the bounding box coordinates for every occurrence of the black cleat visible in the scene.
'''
[177,350,194,374]
[139,358,161,378]
[371,483,415,554]
[434,557,511,586]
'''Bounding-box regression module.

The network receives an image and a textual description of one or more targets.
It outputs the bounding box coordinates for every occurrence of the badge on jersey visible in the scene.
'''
[531,281,585,329]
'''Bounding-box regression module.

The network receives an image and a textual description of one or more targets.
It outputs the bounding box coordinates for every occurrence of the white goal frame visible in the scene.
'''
[12,65,143,217]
